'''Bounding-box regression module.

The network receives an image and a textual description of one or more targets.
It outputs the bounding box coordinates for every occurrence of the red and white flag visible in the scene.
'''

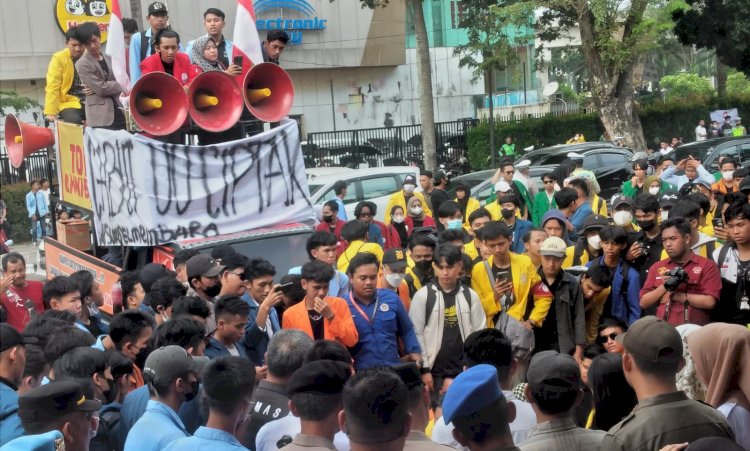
[105,0,130,93]
[232,0,264,80]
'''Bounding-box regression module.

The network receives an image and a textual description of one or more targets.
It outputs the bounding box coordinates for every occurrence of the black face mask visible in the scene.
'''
[501,208,515,219]
[204,282,222,298]
[415,260,433,272]
[637,219,656,232]
[323,215,335,223]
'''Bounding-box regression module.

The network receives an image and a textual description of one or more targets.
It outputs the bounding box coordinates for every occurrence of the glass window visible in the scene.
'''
[599,152,628,167]
[582,154,598,170]
[360,176,399,200]
[738,144,750,166]
[320,185,358,205]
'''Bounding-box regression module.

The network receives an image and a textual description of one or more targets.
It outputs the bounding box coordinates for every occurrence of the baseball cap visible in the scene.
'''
[403,175,417,186]
[442,364,503,424]
[19,380,101,424]
[694,179,712,190]
[741,176,750,194]
[611,195,634,210]
[516,159,531,169]
[0,324,38,352]
[494,180,511,193]
[210,244,235,261]
[143,345,204,386]
[433,170,447,183]
[580,214,609,234]
[286,360,351,396]
[186,254,225,279]
[148,2,168,15]
[736,117,742,122]
[539,236,566,258]
[382,248,408,271]
[139,263,170,293]
[527,350,582,392]
[659,191,680,209]
[616,316,682,364]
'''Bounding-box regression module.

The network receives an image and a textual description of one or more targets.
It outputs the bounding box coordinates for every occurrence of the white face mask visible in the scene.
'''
[384,273,406,287]
[392,215,405,224]
[661,210,670,222]
[403,184,416,194]
[722,170,734,181]
[587,235,602,250]
[613,210,633,226]
[648,186,660,195]
[410,206,423,215]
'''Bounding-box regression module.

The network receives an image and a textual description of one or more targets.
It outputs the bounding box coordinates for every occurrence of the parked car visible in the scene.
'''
[670,136,750,170]
[305,167,354,182]
[520,142,619,166]
[308,166,421,221]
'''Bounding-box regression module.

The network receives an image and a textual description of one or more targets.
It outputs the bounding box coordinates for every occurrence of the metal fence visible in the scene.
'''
[304,118,479,169]
[0,149,53,185]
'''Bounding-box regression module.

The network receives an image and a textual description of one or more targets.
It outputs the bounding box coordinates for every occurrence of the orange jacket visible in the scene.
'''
[281,296,359,347]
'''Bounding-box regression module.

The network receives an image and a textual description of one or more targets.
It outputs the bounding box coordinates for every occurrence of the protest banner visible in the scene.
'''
[57,121,92,210]
[84,119,314,246]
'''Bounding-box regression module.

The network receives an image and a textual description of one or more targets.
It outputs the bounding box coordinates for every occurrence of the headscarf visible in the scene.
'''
[407,196,425,221]
[675,324,706,401]
[645,174,662,193]
[190,35,224,73]
[688,323,750,409]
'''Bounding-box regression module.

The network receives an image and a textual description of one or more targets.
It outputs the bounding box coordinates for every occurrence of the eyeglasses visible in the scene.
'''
[359,213,372,218]
[597,332,618,343]
[228,271,247,281]
[504,170,515,175]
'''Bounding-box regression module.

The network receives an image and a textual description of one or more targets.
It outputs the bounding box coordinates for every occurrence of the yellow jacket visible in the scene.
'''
[464,240,480,262]
[337,239,384,273]
[562,243,593,269]
[459,197,481,229]
[470,253,540,327]
[44,48,81,115]
[485,202,522,221]
[384,191,432,225]
[592,193,608,217]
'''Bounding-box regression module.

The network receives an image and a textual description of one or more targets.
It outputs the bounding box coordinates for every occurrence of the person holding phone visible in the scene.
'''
[241,258,283,367]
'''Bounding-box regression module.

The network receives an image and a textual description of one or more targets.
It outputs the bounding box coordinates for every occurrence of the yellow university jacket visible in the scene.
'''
[337,239,384,273]
[44,48,81,116]
[470,253,540,327]
[460,197,481,229]
[384,191,432,225]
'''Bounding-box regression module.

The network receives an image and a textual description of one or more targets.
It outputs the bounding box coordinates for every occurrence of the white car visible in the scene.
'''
[308,166,421,221]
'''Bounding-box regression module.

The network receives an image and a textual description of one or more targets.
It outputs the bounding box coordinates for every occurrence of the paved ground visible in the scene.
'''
[2,241,46,279]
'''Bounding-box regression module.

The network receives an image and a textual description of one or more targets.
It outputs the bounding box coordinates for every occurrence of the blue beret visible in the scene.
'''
[1,431,63,451]
[442,364,502,424]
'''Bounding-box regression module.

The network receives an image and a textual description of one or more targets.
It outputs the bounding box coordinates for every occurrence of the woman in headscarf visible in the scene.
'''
[688,323,750,450]
[405,196,435,234]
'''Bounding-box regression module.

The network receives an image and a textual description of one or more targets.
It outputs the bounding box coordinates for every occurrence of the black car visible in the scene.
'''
[670,136,750,170]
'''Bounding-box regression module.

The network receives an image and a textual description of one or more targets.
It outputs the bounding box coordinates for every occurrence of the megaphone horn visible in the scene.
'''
[129,72,189,136]
[4,114,55,168]
[187,71,243,133]
[242,62,295,123]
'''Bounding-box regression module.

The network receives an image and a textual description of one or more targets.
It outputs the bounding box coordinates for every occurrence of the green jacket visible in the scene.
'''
[532,191,557,227]
[501,143,516,156]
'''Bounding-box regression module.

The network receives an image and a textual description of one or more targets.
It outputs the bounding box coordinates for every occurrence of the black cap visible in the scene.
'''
[527,350,582,392]
[382,248,408,270]
[403,175,417,186]
[210,244,235,261]
[580,214,609,234]
[433,170,447,183]
[0,324,38,352]
[186,254,225,279]
[19,380,101,423]
[147,2,167,15]
[659,190,680,209]
[740,176,750,194]
[391,363,423,390]
[139,263,170,293]
[287,360,351,396]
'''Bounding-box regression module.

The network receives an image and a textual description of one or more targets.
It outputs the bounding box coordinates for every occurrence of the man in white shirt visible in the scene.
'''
[695,119,708,141]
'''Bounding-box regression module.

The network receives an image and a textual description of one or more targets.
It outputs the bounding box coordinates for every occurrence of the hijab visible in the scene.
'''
[675,324,706,401]
[191,35,224,73]
[407,196,426,221]
[645,174,662,194]
[688,323,750,409]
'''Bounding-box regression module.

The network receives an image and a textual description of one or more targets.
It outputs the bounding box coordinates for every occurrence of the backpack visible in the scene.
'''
[424,282,472,326]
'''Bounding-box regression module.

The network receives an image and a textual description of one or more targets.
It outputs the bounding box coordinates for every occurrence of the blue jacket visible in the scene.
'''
[124,400,190,451]
[660,164,715,190]
[509,219,533,254]
[128,29,184,87]
[91,402,124,451]
[343,289,421,370]
[569,201,594,241]
[240,294,280,365]
[120,386,204,438]
[288,265,349,298]
[164,426,247,451]
[367,222,384,247]
[589,257,642,325]
[0,381,24,446]
[204,337,249,360]
[25,190,47,218]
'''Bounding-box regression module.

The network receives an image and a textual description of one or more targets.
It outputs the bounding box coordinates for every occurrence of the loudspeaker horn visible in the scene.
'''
[242,62,294,123]
[129,72,189,136]
[187,71,244,133]
[4,114,55,168]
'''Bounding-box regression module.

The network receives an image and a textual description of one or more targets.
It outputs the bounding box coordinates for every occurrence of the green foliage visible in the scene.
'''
[659,72,715,101]
[558,84,586,104]
[727,72,750,98]
[2,183,34,244]
[0,90,41,116]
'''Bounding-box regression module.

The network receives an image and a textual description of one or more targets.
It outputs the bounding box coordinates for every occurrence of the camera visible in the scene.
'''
[637,239,650,258]
[664,267,688,292]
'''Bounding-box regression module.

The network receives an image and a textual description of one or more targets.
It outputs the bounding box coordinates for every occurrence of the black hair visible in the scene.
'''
[588,353,637,431]
[122,18,139,34]
[203,7,225,20]
[554,187,579,209]
[480,221,512,240]
[733,168,747,179]
[420,169,433,178]
[119,271,141,301]
[42,276,80,309]
[301,260,335,283]
[342,368,409,441]
[221,252,247,272]
[408,231,437,251]
[74,21,100,45]
[171,296,211,319]
[585,263,613,289]
[341,220,369,242]
[634,193,660,214]
[211,244,235,261]
[522,228,546,244]
[214,295,251,320]
[39,310,77,324]
[454,181,469,194]
[720,157,738,170]
[668,200,700,222]
[108,310,155,350]
[244,258,276,282]
[660,217,692,236]
[632,159,648,171]
[292,391,343,421]
[107,350,134,380]
[499,158,514,170]
[155,315,205,350]
[541,172,555,182]
[306,231,338,259]
[433,244,463,266]
[468,207,492,225]
[463,329,513,381]
[202,356,256,415]
[498,194,518,207]
[724,200,750,223]
[44,329,95,366]
[598,317,628,334]
[346,252,379,276]
[354,201,376,218]
[438,229,466,245]
[23,315,74,350]
[65,27,79,42]
[437,201,462,219]
[150,275,187,312]
[279,274,305,305]
[323,199,339,213]
[390,204,405,217]
[173,249,199,268]
[23,344,47,381]
[52,347,107,379]
[304,340,352,365]
[598,226,628,245]
[1,252,25,271]
[583,343,604,361]
[266,29,289,44]
[154,28,180,46]
[685,193,710,216]
[68,270,95,300]
[567,178,590,197]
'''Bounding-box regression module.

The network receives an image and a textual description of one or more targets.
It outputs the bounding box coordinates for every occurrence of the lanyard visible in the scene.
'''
[349,291,379,324]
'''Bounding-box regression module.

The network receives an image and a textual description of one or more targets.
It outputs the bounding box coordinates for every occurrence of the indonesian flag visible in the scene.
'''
[232,0,264,80]
[105,0,130,93]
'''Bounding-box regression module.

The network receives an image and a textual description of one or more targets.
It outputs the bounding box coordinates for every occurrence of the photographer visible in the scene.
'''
[712,200,750,325]
[640,218,721,326]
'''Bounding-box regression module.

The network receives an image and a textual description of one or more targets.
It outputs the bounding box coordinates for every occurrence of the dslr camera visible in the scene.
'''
[637,238,650,258]
[664,267,688,292]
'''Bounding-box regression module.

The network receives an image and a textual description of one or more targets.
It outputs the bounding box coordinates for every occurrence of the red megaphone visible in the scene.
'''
[4,114,55,168]
[242,63,294,123]
[129,72,189,136]
[187,71,243,133]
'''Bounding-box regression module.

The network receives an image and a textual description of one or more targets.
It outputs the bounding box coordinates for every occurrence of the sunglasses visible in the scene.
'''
[222,270,247,281]
[597,332,618,343]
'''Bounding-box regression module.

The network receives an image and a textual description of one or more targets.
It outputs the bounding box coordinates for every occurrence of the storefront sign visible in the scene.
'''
[254,0,328,45]
[54,0,113,43]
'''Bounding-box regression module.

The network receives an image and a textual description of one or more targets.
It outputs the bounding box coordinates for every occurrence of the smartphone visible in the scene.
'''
[495,270,511,284]
[233,56,243,67]
[712,217,724,228]
[277,282,294,294]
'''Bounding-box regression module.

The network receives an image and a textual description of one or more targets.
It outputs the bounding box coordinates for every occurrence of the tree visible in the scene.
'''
[727,72,750,98]
[659,72,715,101]
[0,90,41,116]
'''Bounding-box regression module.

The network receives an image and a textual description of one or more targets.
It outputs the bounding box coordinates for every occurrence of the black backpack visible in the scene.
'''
[424,282,472,325]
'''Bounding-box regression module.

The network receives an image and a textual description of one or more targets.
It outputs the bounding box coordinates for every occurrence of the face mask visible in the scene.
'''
[392,215,405,224]
[660,210,670,222]
[648,186,660,195]
[587,235,602,250]
[447,219,463,230]
[613,210,633,226]
[723,171,734,181]
[501,208,515,220]
[638,219,656,231]
[415,260,432,272]
[322,215,335,223]
[403,184,416,194]
[410,206,423,215]
[385,273,405,287]
[204,282,222,298]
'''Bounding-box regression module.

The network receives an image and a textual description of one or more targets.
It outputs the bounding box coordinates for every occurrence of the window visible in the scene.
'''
[599,152,629,167]
[320,185,358,205]
[360,176,399,200]
[738,143,750,166]
[582,154,598,170]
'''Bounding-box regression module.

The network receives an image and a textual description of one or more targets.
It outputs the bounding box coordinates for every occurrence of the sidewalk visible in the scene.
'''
[2,241,45,278]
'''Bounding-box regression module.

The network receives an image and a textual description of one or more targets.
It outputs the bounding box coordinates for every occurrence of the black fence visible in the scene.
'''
[304,118,478,170]
[0,149,54,186]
